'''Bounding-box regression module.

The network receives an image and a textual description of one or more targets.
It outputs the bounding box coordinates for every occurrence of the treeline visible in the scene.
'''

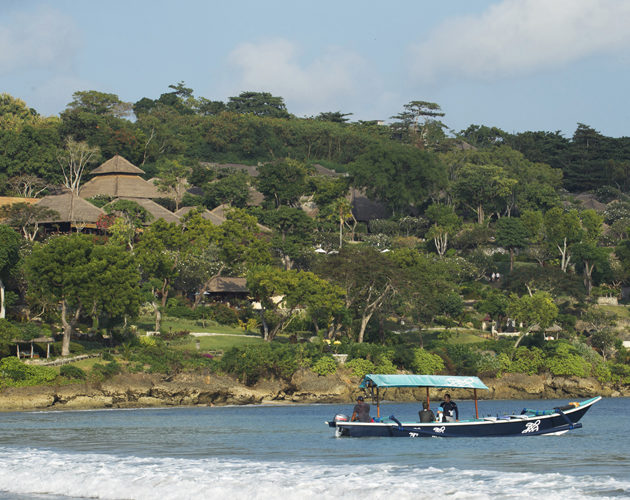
[2,85,630,386]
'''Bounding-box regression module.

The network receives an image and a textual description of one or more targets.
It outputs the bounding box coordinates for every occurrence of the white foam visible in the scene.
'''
[0,447,627,500]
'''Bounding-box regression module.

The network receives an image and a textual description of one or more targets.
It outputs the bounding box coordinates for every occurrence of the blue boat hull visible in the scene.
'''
[329,397,600,438]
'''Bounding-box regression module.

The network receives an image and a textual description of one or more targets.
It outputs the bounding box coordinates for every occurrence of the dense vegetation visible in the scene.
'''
[1,85,630,390]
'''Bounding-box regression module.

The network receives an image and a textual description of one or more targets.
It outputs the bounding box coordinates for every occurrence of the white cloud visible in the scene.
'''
[227,38,367,115]
[410,0,630,82]
[0,5,80,75]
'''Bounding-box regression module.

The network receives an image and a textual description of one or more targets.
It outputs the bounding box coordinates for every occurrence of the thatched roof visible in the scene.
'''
[90,155,145,175]
[247,186,264,206]
[79,175,161,199]
[206,276,249,293]
[175,206,226,225]
[35,193,105,224]
[573,193,607,212]
[350,188,391,223]
[106,198,180,224]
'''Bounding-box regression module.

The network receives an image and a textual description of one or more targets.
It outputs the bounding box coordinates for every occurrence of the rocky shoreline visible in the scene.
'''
[0,370,628,412]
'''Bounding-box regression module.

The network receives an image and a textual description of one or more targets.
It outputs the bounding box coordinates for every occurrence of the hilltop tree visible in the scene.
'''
[390,100,446,150]
[226,91,290,118]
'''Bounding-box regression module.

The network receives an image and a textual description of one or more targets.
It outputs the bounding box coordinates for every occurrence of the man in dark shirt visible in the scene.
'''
[419,401,435,423]
[440,393,459,422]
[351,396,371,422]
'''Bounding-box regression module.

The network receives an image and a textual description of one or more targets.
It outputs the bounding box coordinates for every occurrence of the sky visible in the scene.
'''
[2,0,630,138]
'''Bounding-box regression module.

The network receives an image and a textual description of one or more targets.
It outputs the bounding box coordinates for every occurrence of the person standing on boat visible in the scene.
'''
[419,401,435,423]
[351,396,371,422]
[440,393,459,422]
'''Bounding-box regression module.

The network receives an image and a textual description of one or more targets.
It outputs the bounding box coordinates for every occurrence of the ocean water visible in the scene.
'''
[0,397,628,499]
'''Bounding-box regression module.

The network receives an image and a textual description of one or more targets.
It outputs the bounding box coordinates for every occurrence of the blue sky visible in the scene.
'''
[2,0,630,137]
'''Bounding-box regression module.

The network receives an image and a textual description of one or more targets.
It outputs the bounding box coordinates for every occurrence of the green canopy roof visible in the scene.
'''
[359,374,489,390]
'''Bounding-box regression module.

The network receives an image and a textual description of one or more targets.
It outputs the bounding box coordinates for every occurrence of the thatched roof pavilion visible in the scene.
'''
[35,192,105,227]
[79,155,161,199]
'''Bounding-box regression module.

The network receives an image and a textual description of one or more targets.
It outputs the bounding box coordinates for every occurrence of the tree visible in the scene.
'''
[543,207,582,272]
[590,328,617,361]
[506,291,558,348]
[453,164,517,224]
[425,204,461,257]
[477,288,509,335]
[7,174,48,198]
[57,137,100,194]
[572,243,610,296]
[0,93,40,130]
[218,209,271,272]
[262,206,315,270]
[24,234,139,355]
[203,170,250,208]
[0,225,21,319]
[155,158,192,211]
[257,158,308,208]
[495,217,528,271]
[316,246,399,343]
[0,202,58,241]
[63,90,132,118]
[390,100,446,150]
[247,266,344,341]
[349,143,446,214]
[104,199,154,250]
[226,91,290,118]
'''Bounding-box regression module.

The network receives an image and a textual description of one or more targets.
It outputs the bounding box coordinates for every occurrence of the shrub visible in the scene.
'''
[311,355,337,376]
[509,347,544,375]
[345,358,375,378]
[92,360,121,380]
[60,364,87,380]
[207,303,239,325]
[544,354,590,377]
[411,348,445,374]
[374,357,397,374]
[0,357,57,387]
[219,344,299,385]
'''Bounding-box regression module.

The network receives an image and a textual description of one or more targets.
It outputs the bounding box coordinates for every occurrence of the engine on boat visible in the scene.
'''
[333,413,350,423]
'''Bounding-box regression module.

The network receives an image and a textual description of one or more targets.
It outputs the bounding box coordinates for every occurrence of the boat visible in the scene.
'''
[327,374,601,437]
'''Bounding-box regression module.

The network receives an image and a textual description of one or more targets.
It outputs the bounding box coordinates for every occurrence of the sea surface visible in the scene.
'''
[0,397,628,499]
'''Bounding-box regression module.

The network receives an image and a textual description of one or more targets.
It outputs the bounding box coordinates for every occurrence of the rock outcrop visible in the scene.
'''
[0,371,628,412]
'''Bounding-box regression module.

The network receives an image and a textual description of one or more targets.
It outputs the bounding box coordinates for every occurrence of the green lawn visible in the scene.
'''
[134,315,247,335]
[596,304,630,319]
[170,333,262,353]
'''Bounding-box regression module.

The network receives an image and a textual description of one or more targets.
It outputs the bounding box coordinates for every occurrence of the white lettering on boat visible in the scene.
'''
[522,420,541,434]
[409,432,419,438]
[432,426,446,433]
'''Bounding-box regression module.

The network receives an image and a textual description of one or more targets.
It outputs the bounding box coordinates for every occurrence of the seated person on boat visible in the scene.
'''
[419,401,435,423]
[351,396,371,422]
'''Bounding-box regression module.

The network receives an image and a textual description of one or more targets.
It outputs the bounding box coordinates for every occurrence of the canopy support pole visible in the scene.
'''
[474,388,479,419]
[426,387,430,410]
[376,387,380,418]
